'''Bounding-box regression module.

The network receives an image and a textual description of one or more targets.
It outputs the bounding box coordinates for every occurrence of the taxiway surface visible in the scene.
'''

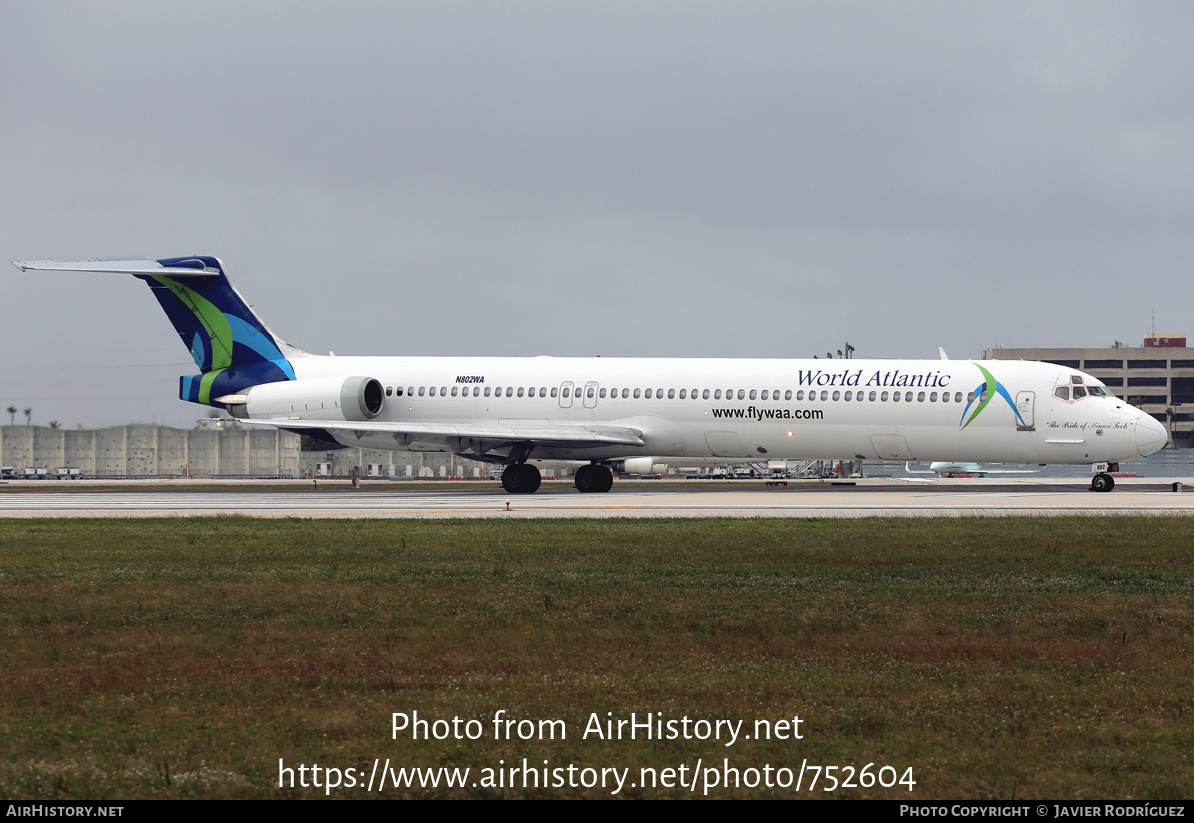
[0,479,1191,517]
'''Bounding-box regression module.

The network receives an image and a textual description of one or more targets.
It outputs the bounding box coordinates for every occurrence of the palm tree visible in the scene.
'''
[5,406,15,425]
[23,407,31,426]
[49,421,60,429]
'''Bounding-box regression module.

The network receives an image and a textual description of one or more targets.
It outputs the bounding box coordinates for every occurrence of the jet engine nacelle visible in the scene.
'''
[621,457,669,476]
[237,375,385,421]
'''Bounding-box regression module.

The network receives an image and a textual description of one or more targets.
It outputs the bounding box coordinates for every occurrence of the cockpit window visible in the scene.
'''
[1072,386,1087,399]
[1054,386,1070,401]
[1086,385,1109,397]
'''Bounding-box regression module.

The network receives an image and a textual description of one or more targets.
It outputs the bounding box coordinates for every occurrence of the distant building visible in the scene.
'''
[1144,333,1186,348]
[984,339,1193,448]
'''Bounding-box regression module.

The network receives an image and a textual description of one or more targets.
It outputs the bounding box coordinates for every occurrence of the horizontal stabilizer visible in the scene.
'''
[13,258,220,277]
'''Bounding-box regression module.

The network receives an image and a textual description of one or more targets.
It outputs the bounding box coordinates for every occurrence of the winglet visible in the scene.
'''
[939,347,949,360]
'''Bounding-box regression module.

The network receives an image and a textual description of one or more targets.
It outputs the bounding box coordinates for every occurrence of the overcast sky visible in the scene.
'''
[2,1,1192,428]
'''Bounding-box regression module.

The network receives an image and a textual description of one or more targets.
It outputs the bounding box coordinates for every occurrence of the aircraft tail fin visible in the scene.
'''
[14,256,304,406]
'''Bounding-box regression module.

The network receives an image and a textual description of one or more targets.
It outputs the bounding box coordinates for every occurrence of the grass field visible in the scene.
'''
[1,517,1191,799]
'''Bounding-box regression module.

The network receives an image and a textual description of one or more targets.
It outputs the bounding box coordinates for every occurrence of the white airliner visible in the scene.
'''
[14,256,1167,493]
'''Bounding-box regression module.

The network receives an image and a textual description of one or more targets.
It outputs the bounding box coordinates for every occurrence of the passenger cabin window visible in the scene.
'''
[737,389,745,400]
[587,387,595,398]
[418,386,426,397]
[832,391,840,401]
[893,391,901,402]
[761,390,769,400]
[844,391,852,401]
[633,388,641,399]
[796,390,804,401]
[749,390,757,400]
[785,390,792,400]
[622,388,629,398]
[550,387,558,398]
[679,389,686,399]
[869,391,877,401]
[668,389,675,399]
[517,387,525,397]
[917,391,925,402]
[645,389,653,399]
[714,390,722,399]
[599,388,607,398]
[703,389,711,399]
[386,386,393,396]
[484,387,491,397]
[562,387,570,398]
[881,391,889,401]
[967,391,975,403]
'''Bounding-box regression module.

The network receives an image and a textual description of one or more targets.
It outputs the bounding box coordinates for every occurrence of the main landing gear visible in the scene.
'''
[575,464,614,493]
[501,463,541,494]
[1090,473,1115,493]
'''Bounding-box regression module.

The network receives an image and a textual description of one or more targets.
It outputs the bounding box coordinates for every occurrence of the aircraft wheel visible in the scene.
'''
[594,465,614,493]
[522,463,542,493]
[1090,473,1115,493]
[502,464,540,494]
[575,464,599,493]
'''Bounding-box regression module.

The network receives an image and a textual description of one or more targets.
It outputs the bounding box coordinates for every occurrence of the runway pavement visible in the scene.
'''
[1,478,1192,517]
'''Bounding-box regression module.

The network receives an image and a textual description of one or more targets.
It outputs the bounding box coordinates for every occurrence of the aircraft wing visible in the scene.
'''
[246,417,646,451]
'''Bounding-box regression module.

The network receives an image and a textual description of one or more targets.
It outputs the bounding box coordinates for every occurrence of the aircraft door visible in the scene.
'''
[1015,391,1035,431]
[559,381,574,409]
[583,381,598,409]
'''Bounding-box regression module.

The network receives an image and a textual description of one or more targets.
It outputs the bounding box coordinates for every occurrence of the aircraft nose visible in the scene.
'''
[1135,414,1167,456]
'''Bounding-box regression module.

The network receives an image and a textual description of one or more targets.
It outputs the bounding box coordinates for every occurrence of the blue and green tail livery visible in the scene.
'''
[139,257,298,407]
[11,256,300,408]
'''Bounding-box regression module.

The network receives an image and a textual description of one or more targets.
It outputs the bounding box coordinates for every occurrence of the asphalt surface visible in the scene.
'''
[0,478,1191,517]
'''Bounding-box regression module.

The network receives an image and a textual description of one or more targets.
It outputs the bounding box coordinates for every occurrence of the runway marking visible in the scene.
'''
[2,486,1191,518]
